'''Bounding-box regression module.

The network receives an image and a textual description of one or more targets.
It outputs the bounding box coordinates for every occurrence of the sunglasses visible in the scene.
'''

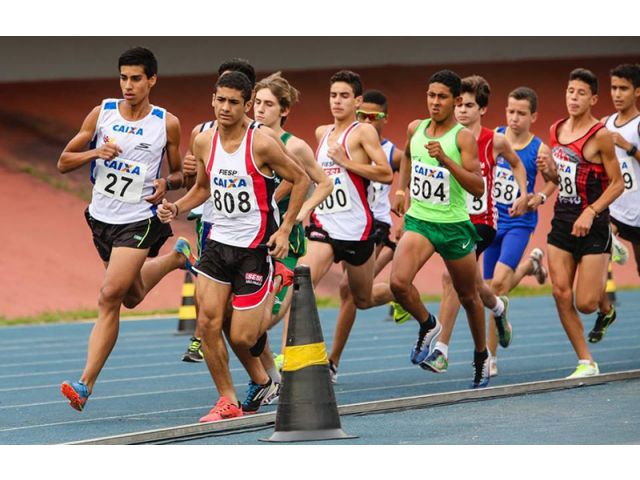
[356,110,387,121]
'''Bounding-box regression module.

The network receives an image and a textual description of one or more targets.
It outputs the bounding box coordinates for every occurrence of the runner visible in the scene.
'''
[482,86,557,375]
[590,63,640,343]
[422,75,528,374]
[57,47,195,411]
[391,69,490,388]
[547,68,623,378]
[158,71,310,422]
[327,89,404,382]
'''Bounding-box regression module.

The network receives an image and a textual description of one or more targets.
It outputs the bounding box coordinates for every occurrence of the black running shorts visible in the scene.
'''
[547,217,612,260]
[305,224,375,266]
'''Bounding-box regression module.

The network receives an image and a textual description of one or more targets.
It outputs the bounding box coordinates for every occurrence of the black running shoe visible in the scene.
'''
[182,336,204,363]
[470,350,490,389]
[241,379,278,414]
[588,307,617,344]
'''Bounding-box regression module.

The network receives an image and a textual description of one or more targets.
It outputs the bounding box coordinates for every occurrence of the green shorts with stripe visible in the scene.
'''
[272,254,300,315]
[404,214,481,261]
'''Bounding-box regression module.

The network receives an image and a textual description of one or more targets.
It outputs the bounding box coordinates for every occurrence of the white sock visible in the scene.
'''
[435,341,448,359]
[267,366,281,384]
[578,359,592,366]
[491,296,505,316]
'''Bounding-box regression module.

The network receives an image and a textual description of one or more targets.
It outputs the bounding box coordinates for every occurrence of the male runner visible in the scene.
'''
[548,68,623,378]
[391,70,490,388]
[158,71,309,422]
[482,86,557,375]
[590,64,640,343]
[422,75,528,374]
[58,47,196,411]
[326,89,403,382]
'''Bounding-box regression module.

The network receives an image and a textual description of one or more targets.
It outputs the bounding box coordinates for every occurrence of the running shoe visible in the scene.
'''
[410,316,442,365]
[263,382,281,405]
[420,348,448,373]
[274,353,284,372]
[494,296,513,348]
[588,307,617,344]
[200,396,243,422]
[566,361,599,379]
[391,301,411,324]
[611,234,629,265]
[470,351,490,389]
[489,356,498,377]
[274,261,294,291]
[60,381,90,412]
[529,248,548,285]
[329,360,338,384]
[175,237,198,274]
[181,336,204,363]
[241,379,278,414]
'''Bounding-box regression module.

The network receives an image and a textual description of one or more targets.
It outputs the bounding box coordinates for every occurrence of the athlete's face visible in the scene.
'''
[119,65,156,106]
[427,82,458,122]
[506,97,536,136]
[566,79,598,117]
[254,88,286,129]
[330,82,362,121]
[213,87,251,127]
[610,76,640,113]
[455,92,485,128]
[356,101,387,138]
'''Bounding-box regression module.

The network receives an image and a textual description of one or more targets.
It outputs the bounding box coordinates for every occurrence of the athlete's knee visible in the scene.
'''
[352,293,373,310]
[339,279,351,301]
[390,276,409,299]
[441,271,452,288]
[457,290,481,310]
[229,329,258,350]
[98,283,127,308]
[122,294,143,309]
[552,285,573,307]
[490,277,510,296]
[576,296,599,315]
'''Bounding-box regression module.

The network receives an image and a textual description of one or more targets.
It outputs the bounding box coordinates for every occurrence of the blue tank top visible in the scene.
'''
[494,127,542,231]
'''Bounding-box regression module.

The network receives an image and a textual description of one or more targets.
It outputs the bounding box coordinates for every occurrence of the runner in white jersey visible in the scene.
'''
[591,64,640,344]
[158,71,309,423]
[57,47,197,412]
[328,89,403,382]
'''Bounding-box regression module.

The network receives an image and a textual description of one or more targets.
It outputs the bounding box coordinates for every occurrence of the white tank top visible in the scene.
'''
[368,139,395,225]
[606,113,640,226]
[310,122,373,241]
[189,120,216,223]
[206,125,279,248]
[89,99,167,224]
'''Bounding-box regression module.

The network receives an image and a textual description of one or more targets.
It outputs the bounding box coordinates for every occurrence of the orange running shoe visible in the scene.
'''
[199,396,244,423]
[61,381,90,411]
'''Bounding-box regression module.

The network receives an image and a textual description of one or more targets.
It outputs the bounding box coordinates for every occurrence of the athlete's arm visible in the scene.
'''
[494,132,528,217]
[145,113,183,204]
[528,144,557,211]
[391,144,404,172]
[436,128,483,197]
[391,120,419,217]
[183,122,205,190]
[287,137,333,223]
[57,106,122,174]
[327,124,393,184]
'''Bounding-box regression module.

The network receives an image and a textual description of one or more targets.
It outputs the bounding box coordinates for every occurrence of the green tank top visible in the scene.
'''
[406,119,469,223]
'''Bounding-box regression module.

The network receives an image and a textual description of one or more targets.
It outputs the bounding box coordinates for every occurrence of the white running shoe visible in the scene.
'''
[489,356,498,377]
[611,234,629,265]
[529,248,548,285]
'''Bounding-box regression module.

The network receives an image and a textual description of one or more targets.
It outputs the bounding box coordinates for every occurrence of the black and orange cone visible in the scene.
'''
[176,272,196,334]
[263,265,356,442]
[606,263,617,304]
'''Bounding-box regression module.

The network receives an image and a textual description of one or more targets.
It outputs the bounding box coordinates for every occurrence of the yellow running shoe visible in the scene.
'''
[391,301,411,324]
[566,361,599,379]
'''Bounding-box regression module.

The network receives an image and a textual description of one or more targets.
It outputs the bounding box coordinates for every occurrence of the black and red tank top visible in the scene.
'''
[468,127,497,228]
[550,119,609,226]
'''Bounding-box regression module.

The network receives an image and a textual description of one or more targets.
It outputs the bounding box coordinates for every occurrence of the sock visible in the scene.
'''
[435,341,448,359]
[249,332,267,357]
[421,313,436,332]
[266,366,281,384]
[474,348,489,362]
[578,359,593,366]
[491,297,505,316]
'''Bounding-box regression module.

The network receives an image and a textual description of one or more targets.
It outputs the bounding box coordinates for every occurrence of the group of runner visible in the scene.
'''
[57,46,639,422]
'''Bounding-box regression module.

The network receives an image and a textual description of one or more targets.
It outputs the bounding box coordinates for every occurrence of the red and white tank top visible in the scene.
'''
[311,122,373,241]
[467,127,497,228]
[206,126,278,248]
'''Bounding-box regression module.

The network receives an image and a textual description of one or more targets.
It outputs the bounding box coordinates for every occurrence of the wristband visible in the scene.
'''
[587,205,599,217]
[626,145,638,157]
[395,190,406,196]
[536,192,547,204]
[165,177,173,191]
[174,204,180,217]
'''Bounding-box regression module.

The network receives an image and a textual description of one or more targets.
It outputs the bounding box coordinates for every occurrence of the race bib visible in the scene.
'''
[493,166,519,205]
[317,172,352,214]
[410,161,450,205]
[210,175,257,218]
[467,177,488,215]
[619,156,638,193]
[555,159,578,199]
[94,158,147,204]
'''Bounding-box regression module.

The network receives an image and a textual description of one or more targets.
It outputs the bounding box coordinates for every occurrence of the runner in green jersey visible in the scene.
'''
[391,70,491,388]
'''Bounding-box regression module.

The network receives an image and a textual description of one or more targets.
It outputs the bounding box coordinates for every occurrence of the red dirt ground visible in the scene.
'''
[1,56,638,318]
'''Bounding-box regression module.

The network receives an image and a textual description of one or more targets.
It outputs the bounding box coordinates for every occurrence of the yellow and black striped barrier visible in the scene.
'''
[176,272,196,334]
[606,263,617,304]
[264,265,355,442]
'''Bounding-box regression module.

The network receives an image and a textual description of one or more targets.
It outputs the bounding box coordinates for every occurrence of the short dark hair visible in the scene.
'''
[508,86,539,114]
[569,68,598,95]
[330,70,363,97]
[118,47,158,78]
[362,89,388,113]
[218,58,256,88]
[428,70,461,97]
[216,71,253,103]
[461,75,491,109]
[610,63,640,89]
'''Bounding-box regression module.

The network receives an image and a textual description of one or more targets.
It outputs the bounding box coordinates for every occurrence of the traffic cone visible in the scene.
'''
[606,263,617,304]
[176,272,196,334]
[263,265,356,442]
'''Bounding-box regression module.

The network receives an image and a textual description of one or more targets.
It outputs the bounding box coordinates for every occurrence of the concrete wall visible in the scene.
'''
[1,37,638,82]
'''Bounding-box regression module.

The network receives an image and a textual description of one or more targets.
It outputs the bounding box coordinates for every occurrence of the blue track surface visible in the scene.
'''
[1,291,638,444]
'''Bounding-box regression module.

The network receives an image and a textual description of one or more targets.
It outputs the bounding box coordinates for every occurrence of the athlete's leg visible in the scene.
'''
[437,270,460,346]
[574,254,609,315]
[374,245,394,276]
[328,267,354,368]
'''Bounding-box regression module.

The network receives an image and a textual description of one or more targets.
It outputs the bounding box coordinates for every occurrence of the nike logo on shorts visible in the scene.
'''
[462,240,471,249]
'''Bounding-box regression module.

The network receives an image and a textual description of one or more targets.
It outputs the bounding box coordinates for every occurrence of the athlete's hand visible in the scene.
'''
[391,191,406,217]
[295,205,311,224]
[536,150,554,175]
[95,143,122,160]
[526,192,541,212]
[157,198,178,223]
[572,209,596,237]
[183,154,198,177]
[144,178,168,204]
[611,132,632,151]
[267,229,289,259]
[327,143,348,167]
[426,141,447,165]
[509,195,528,218]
